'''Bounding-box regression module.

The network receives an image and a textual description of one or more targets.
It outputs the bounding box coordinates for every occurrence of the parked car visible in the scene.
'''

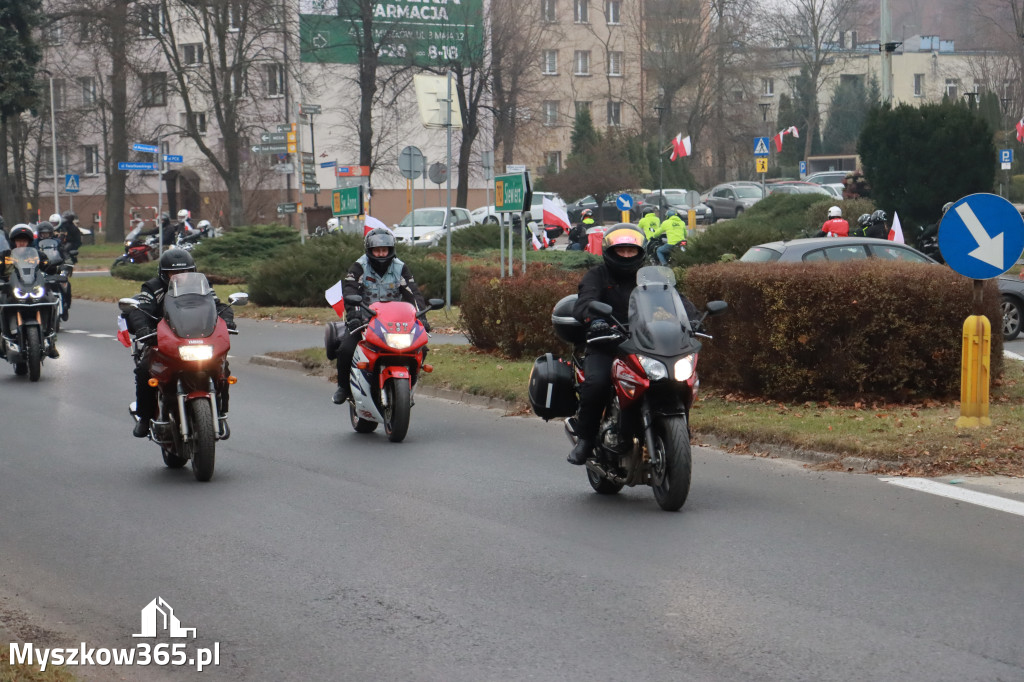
[527,191,568,225]
[805,171,851,185]
[470,205,520,226]
[740,236,1024,340]
[765,181,833,197]
[705,183,764,221]
[640,190,713,225]
[391,206,473,247]
[566,194,641,223]
[820,183,845,198]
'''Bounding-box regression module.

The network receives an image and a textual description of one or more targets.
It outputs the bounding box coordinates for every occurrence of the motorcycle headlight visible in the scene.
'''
[125,240,132,247]
[638,355,668,381]
[674,355,696,381]
[179,344,214,361]
[384,332,413,349]
[12,286,44,299]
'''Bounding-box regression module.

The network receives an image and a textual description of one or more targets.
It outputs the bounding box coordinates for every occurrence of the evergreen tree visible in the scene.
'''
[0,0,42,222]
[570,109,600,156]
[822,78,871,155]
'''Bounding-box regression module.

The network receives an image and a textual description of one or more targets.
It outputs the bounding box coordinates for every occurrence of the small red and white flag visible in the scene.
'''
[772,126,799,152]
[887,211,905,244]
[1016,118,1024,143]
[325,280,346,318]
[542,196,571,232]
[669,134,692,161]
[117,316,131,348]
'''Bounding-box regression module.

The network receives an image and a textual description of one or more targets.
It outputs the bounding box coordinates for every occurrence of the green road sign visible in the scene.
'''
[252,143,288,154]
[304,184,321,193]
[261,132,288,143]
[332,186,363,217]
[277,124,292,133]
[300,104,322,115]
[277,202,301,214]
[495,172,531,212]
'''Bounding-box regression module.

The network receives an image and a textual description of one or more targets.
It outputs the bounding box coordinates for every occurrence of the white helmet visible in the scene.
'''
[827,205,842,219]
[197,219,211,230]
[177,209,190,220]
[49,213,61,224]
[326,217,340,231]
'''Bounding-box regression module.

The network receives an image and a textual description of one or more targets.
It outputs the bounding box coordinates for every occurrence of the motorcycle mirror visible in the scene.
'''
[228,292,249,307]
[428,298,444,310]
[118,297,140,313]
[706,300,728,316]
[344,294,363,305]
[588,301,614,317]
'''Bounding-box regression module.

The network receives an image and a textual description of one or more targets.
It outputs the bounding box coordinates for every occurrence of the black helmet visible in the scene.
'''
[870,209,887,224]
[364,228,396,274]
[161,212,171,226]
[61,210,77,222]
[9,224,34,244]
[158,248,196,285]
[601,223,647,280]
[641,206,656,216]
[36,221,54,238]
[857,213,872,228]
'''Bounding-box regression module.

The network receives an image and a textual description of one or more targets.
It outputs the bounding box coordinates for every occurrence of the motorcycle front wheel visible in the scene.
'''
[161,445,188,469]
[587,466,624,495]
[383,379,411,443]
[650,415,692,512]
[187,399,217,481]
[25,326,42,382]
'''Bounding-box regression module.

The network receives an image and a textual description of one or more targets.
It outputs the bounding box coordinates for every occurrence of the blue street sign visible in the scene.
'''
[118,162,157,171]
[64,174,80,193]
[132,143,160,154]
[1000,149,1013,164]
[799,160,807,176]
[320,160,337,168]
[163,154,183,163]
[615,193,633,211]
[938,193,1024,279]
[753,137,770,157]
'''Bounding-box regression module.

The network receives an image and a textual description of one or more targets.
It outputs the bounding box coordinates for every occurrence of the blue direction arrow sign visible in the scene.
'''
[132,143,159,154]
[163,154,183,163]
[615,193,633,211]
[754,137,770,157]
[938,193,1024,279]
[64,174,80,193]
[118,162,156,171]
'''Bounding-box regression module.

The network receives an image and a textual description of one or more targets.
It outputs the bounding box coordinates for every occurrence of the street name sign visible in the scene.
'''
[261,132,288,143]
[164,155,183,163]
[938,193,1024,279]
[277,202,301,214]
[132,143,159,154]
[118,162,156,171]
[320,160,337,168]
[495,172,531,213]
[332,186,364,217]
[252,143,289,154]
[300,104,322,115]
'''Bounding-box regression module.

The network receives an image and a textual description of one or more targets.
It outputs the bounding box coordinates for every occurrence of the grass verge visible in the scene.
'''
[271,344,1024,477]
[0,662,76,681]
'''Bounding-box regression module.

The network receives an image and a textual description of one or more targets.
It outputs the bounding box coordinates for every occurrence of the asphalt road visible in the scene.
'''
[1,301,1023,681]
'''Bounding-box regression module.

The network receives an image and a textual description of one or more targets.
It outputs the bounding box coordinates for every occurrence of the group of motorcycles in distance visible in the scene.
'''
[112,214,218,269]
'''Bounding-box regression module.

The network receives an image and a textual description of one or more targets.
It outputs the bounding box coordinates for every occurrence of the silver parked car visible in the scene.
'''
[705,183,764,221]
[391,207,473,247]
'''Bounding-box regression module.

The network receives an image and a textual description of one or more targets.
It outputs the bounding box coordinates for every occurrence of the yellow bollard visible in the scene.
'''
[688,208,696,231]
[621,210,630,223]
[957,314,991,428]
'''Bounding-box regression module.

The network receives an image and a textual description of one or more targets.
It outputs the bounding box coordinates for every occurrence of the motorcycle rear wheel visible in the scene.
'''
[187,399,217,482]
[161,445,188,469]
[25,327,42,382]
[111,257,125,269]
[349,403,378,433]
[383,379,411,443]
[650,415,692,511]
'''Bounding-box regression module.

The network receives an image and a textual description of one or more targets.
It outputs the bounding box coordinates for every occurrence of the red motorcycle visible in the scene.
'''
[119,273,248,481]
[112,224,159,269]
[339,294,443,442]
[530,266,727,511]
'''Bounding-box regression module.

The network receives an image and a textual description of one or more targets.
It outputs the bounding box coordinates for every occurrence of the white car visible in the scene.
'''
[470,205,517,225]
[391,207,473,247]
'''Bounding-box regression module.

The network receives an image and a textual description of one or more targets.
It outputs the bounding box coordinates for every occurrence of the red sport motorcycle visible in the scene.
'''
[337,294,443,442]
[530,266,727,511]
[119,273,248,481]
[112,224,159,269]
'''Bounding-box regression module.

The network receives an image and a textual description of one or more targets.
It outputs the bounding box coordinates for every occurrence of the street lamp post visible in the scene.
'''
[40,69,60,218]
[1001,97,1012,198]
[654,104,665,220]
[758,102,772,196]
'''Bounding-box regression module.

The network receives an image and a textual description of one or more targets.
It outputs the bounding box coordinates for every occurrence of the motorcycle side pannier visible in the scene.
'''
[529,352,577,420]
[324,321,346,361]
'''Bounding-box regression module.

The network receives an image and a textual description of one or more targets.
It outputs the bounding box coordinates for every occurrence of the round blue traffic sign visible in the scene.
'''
[615,193,633,211]
[938,193,1024,279]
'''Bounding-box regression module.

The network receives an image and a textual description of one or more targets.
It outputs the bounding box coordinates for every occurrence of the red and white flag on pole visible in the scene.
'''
[1016,118,1024,143]
[772,126,799,152]
[669,134,692,161]
[325,280,346,318]
[887,211,905,244]
[117,316,131,348]
[542,196,571,232]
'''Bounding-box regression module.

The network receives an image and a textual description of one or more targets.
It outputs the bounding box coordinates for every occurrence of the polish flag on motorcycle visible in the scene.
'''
[528,222,552,250]
[887,211,905,244]
[116,315,131,348]
[542,196,571,232]
[772,126,799,152]
[669,133,691,161]
[325,281,346,318]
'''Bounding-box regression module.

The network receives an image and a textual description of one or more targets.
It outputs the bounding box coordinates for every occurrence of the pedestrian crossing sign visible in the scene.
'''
[753,137,770,156]
[64,174,80,193]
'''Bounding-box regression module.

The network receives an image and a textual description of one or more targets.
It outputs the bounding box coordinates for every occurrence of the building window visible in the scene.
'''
[543,100,558,126]
[914,73,925,97]
[228,2,242,31]
[606,0,620,24]
[141,72,167,107]
[84,145,100,175]
[45,146,70,176]
[181,43,205,65]
[607,100,621,126]
[78,17,95,43]
[973,82,985,96]
[79,77,97,107]
[545,151,562,172]
[139,5,166,37]
[574,100,591,116]
[945,78,958,99]
[543,50,558,75]
[607,51,622,76]
[761,78,774,96]
[46,19,64,44]
[574,0,588,23]
[51,79,67,111]
[181,111,208,134]
[266,63,285,97]
[230,69,245,97]
[574,50,590,76]
[541,0,556,22]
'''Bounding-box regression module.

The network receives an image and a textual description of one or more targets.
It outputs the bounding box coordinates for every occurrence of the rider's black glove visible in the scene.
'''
[136,327,157,345]
[422,319,432,333]
[346,317,364,333]
[586,319,621,346]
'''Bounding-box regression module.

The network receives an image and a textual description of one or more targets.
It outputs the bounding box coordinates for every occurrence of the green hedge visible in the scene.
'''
[683,260,1003,401]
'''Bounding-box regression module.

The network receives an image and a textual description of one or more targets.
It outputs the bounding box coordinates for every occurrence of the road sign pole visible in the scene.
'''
[445,71,453,309]
[157,153,164,260]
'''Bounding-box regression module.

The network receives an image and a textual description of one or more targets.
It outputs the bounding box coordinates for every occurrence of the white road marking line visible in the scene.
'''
[879,477,1024,517]
[88,333,114,338]
[63,329,91,334]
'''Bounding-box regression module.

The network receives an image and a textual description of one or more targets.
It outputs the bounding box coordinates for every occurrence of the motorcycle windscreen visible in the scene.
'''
[37,238,63,263]
[163,272,218,338]
[627,266,698,355]
[11,247,41,286]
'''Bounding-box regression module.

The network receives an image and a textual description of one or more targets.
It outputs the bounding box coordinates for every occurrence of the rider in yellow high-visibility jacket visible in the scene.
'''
[655,210,687,265]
